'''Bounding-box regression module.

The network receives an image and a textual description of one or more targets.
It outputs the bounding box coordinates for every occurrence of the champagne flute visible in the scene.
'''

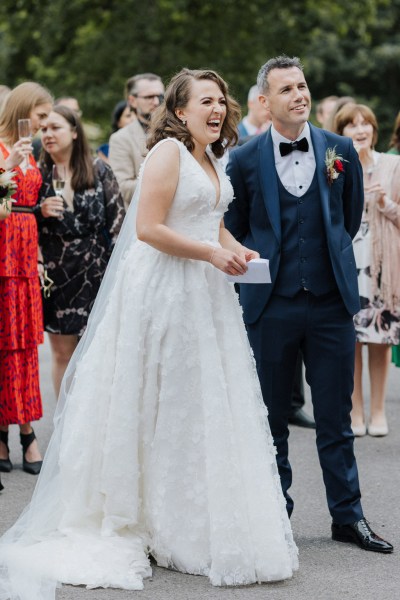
[17,118,33,170]
[52,164,66,217]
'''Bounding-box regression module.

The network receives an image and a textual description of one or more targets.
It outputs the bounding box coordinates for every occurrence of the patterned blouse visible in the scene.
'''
[35,158,126,336]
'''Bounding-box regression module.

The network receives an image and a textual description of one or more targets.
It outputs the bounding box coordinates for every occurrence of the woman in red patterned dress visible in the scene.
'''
[0,82,52,476]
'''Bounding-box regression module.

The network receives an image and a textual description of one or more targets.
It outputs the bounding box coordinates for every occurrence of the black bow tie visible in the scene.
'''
[279,137,309,157]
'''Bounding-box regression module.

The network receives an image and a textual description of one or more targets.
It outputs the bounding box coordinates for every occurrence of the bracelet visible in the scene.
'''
[209,248,216,265]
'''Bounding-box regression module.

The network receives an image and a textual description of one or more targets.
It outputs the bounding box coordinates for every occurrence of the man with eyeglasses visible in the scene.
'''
[109,73,164,209]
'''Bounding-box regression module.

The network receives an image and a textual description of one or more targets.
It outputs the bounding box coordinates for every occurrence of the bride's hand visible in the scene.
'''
[209,247,248,275]
[238,245,260,262]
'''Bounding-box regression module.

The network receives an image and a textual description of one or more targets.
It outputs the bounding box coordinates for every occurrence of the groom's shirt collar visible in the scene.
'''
[270,122,316,198]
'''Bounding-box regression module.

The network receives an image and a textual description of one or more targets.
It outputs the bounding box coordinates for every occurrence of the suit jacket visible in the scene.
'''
[109,119,147,209]
[225,123,364,324]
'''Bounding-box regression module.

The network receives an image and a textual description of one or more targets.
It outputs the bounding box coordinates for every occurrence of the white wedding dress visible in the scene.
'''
[0,138,298,600]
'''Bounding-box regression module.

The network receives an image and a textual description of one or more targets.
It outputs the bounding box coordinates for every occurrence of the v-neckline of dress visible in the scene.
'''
[188,148,221,211]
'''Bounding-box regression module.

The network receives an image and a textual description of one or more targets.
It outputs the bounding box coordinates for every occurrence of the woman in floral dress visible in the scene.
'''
[35,105,125,397]
[0,82,52,476]
[333,103,400,437]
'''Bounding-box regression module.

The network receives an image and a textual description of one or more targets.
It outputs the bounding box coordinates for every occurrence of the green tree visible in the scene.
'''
[0,0,397,146]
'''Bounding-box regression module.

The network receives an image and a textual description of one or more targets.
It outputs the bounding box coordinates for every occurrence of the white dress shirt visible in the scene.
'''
[270,122,316,197]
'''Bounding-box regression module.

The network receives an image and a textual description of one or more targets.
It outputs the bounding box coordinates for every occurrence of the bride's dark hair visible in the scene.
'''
[147,68,241,158]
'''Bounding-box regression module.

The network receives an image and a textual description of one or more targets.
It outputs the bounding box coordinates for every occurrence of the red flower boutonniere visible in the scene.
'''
[325,147,347,185]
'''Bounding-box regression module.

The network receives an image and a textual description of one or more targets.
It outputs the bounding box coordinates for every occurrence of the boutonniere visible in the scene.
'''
[325,147,347,185]
[0,168,17,211]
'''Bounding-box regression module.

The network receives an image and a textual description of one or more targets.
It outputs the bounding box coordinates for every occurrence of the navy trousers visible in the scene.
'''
[246,289,363,524]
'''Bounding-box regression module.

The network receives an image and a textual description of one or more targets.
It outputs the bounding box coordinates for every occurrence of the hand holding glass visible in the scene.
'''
[52,164,66,217]
[17,119,33,170]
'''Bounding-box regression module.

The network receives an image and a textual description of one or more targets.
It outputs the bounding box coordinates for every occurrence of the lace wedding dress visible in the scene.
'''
[0,138,298,600]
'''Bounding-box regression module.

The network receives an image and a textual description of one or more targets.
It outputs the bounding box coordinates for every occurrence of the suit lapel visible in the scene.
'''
[310,124,331,227]
[258,130,281,244]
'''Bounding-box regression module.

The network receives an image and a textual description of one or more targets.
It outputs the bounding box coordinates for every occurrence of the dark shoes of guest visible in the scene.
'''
[288,408,316,429]
[0,474,3,491]
[20,429,42,475]
[0,430,13,473]
[332,518,393,553]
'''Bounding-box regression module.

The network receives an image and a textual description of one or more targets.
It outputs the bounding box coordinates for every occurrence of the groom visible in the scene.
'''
[225,55,393,553]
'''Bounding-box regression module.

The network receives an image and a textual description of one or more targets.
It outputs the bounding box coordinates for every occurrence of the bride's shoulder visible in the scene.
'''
[141,138,181,180]
[150,137,184,154]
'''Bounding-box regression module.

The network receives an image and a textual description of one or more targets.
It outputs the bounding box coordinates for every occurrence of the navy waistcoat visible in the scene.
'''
[273,170,338,297]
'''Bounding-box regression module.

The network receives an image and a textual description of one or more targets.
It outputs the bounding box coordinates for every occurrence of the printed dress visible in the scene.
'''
[0,144,43,426]
[353,152,400,344]
[36,159,125,337]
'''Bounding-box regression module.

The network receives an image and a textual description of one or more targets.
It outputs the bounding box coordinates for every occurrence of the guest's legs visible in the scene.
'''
[48,333,79,398]
[0,426,9,461]
[368,343,391,427]
[19,422,42,461]
[351,342,365,428]
[0,423,41,462]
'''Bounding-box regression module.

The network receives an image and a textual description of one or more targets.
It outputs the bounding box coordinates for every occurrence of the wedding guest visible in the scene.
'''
[237,84,271,145]
[0,67,298,596]
[324,96,355,131]
[33,96,83,162]
[54,96,82,117]
[315,95,338,129]
[36,105,125,398]
[333,104,400,436]
[96,100,135,162]
[0,82,52,476]
[225,55,393,552]
[388,111,400,155]
[387,111,400,368]
[111,99,135,133]
[109,73,164,208]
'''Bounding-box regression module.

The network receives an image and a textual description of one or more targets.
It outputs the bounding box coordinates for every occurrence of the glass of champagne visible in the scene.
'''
[17,118,33,170]
[52,164,66,217]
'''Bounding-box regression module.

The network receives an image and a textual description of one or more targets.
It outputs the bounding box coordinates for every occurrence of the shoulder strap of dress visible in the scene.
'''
[146,137,182,160]
[137,137,183,182]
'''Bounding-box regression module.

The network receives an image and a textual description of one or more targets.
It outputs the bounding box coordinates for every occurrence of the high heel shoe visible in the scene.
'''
[352,422,367,437]
[20,429,42,475]
[368,420,389,437]
[0,430,13,472]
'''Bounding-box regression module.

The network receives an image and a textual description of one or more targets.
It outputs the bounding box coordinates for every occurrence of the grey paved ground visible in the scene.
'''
[1,339,399,600]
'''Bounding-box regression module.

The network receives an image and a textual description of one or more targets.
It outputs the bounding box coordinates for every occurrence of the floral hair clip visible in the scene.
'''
[325,147,347,185]
[0,168,17,211]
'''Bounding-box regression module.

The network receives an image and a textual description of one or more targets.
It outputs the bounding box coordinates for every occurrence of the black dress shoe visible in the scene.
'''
[0,475,3,492]
[332,518,393,553]
[20,429,42,476]
[288,408,316,429]
[0,430,13,473]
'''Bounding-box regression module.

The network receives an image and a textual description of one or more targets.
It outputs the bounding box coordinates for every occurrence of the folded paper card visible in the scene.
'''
[225,258,271,284]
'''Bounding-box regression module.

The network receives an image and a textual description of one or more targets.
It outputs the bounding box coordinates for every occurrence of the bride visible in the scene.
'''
[0,68,298,599]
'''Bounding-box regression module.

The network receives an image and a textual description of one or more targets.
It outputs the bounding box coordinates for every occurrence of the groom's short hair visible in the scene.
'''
[257,56,303,94]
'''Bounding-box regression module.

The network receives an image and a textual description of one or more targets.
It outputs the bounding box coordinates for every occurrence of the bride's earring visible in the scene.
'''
[181,119,187,126]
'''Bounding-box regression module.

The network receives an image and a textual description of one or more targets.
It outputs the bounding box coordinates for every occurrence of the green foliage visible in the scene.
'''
[0,0,398,147]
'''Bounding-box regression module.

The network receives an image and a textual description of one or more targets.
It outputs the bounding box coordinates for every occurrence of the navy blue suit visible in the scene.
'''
[225,124,364,523]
